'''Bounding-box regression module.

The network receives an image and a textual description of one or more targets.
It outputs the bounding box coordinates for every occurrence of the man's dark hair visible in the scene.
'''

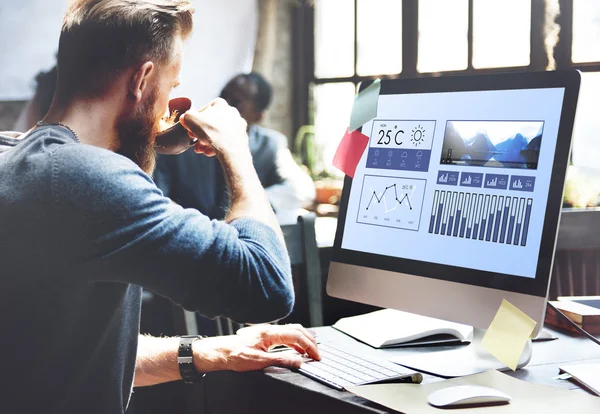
[56,0,194,100]
[221,72,273,112]
[246,72,272,112]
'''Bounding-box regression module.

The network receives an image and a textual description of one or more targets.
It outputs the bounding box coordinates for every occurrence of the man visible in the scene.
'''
[0,1,319,413]
[154,72,315,221]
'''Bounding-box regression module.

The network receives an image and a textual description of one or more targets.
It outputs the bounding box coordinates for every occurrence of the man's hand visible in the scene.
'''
[180,98,249,158]
[193,324,321,373]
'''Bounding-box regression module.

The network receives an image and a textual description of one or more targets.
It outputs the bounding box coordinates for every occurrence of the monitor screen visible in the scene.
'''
[333,72,580,298]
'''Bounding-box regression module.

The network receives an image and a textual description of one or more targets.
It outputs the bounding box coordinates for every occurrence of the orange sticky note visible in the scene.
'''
[332,128,369,178]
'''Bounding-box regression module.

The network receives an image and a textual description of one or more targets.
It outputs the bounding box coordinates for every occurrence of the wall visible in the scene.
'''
[253,0,294,142]
[0,0,257,129]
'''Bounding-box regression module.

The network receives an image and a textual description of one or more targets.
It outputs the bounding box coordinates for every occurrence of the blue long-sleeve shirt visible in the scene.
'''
[0,125,293,413]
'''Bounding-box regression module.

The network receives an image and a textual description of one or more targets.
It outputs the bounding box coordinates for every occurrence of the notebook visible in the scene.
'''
[546,299,600,334]
[332,309,473,348]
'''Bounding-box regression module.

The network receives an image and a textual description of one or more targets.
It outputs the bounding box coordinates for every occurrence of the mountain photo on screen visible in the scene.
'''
[440,120,544,169]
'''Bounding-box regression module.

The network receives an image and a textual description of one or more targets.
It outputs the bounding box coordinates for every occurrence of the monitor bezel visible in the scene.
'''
[331,70,581,298]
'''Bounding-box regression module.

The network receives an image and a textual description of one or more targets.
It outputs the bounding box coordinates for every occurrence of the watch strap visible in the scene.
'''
[178,335,206,384]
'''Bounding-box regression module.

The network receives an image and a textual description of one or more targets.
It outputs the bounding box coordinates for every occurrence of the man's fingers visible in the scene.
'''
[210,97,228,107]
[278,324,319,358]
[259,350,303,370]
[231,348,303,372]
[203,148,217,157]
[182,117,217,156]
[286,323,318,344]
[193,98,226,114]
[193,136,216,156]
[286,343,312,357]
[194,145,216,157]
[290,331,321,361]
[179,111,207,138]
[268,330,320,361]
[180,101,240,138]
[246,325,321,361]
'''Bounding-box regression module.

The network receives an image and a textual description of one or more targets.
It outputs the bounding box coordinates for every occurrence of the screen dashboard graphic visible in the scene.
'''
[341,87,566,279]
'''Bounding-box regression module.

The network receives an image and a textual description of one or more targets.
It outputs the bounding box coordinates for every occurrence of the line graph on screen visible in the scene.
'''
[357,175,426,231]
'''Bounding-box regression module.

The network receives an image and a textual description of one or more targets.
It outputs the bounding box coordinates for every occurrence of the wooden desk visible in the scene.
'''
[203,326,600,414]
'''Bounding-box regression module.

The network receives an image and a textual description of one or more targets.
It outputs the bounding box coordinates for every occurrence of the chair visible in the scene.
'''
[280,212,324,327]
[213,212,324,334]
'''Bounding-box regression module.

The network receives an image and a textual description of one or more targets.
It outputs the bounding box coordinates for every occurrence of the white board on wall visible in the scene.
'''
[0,0,67,100]
[0,0,257,103]
[180,0,257,105]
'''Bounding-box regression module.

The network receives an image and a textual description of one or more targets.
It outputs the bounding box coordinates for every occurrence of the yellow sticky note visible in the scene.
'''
[480,299,537,371]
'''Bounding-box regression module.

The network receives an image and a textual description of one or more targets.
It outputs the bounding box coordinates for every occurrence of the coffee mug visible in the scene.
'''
[155,97,197,155]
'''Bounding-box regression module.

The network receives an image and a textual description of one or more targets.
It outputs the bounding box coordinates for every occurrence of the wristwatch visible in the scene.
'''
[178,335,206,384]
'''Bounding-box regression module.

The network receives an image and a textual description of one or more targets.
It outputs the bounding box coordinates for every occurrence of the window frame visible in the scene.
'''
[291,0,600,161]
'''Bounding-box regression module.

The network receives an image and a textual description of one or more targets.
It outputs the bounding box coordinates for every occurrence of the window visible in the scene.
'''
[571,72,600,168]
[472,0,531,69]
[314,0,354,78]
[572,0,600,63]
[568,0,600,169]
[418,0,468,73]
[299,0,600,177]
[311,82,356,173]
[357,0,403,76]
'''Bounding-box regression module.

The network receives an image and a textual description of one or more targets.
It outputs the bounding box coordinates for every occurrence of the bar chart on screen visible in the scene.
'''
[357,175,427,231]
[428,190,533,246]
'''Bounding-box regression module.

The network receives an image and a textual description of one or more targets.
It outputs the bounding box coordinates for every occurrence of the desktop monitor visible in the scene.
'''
[328,71,581,342]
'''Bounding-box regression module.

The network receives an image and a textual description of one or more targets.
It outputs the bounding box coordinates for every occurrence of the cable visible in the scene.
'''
[547,301,600,347]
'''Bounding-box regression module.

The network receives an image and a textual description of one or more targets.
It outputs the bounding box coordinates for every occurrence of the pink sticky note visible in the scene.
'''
[332,128,370,178]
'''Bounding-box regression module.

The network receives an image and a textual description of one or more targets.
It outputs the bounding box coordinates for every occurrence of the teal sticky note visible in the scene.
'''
[349,79,381,132]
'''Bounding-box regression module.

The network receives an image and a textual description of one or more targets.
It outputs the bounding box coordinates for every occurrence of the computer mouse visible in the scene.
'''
[428,385,511,408]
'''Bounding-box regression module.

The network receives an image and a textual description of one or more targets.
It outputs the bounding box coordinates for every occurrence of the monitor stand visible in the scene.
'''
[390,328,532,378]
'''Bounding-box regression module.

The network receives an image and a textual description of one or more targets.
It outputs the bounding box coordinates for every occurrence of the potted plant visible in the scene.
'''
[294,125,343,206]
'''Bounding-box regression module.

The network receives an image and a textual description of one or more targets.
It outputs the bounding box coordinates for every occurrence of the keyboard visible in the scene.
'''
[298,342,423,391]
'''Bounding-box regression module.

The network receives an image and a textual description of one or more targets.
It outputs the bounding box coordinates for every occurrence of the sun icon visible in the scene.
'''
[411,125,426,147]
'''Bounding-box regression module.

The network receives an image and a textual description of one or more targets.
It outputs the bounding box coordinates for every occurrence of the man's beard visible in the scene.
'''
[116,90,159,174]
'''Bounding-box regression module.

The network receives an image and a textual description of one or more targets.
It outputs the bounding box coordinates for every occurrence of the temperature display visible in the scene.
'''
[367,120,437,172]
[375,127,405,146]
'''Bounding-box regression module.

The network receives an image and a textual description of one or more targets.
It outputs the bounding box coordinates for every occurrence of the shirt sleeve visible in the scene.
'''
[50,145,294,323]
